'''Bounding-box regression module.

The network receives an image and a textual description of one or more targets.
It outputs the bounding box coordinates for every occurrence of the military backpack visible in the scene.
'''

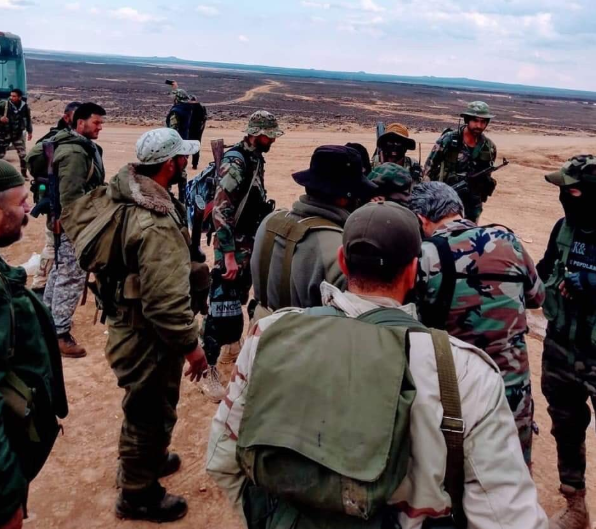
[237,306,466,529]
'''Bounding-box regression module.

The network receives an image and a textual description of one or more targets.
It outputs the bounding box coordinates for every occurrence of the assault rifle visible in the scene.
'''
[452,157,509,201]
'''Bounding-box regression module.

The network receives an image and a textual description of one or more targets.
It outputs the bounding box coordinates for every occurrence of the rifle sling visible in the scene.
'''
[430,328,466,528]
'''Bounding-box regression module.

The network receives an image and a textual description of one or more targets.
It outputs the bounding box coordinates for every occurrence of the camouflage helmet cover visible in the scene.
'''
[172,88,190,103]
[460,101,495,119]
[367,163,413,198]
[545,154,596,187]
[245,110,284,139]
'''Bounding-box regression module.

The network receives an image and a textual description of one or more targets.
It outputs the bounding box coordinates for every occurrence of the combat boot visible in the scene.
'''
[159,452,181,478]
[58,333,87,358]
[219,339,244,364]
[116,484,188,523]
[198,366,226,403]
[550,484,590,529]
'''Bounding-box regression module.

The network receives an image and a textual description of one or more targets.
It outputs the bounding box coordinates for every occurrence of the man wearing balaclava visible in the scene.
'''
[537,155,596,529]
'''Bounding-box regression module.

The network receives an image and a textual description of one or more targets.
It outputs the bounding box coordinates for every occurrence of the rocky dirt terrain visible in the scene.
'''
[2,59,596,527]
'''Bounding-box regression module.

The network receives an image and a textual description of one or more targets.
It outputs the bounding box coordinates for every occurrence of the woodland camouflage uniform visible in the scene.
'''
[417,219,545,464]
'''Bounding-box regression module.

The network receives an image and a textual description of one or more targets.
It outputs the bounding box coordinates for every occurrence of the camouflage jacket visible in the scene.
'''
[423,127,496,183]
[0,99,32,138]
[416,219,545,386]
[212,140,266,260]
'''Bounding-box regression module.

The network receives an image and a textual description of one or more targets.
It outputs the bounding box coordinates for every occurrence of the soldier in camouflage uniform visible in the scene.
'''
[411,182,545,467]
[372,123,422,182]
[367,162,413,207]
[199,111,283,402]
[0,89,32,179]
[538,155,596,529]
[423,102,497,223]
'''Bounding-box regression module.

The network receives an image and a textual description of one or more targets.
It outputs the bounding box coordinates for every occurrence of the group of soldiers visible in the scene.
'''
[0,87,594,529]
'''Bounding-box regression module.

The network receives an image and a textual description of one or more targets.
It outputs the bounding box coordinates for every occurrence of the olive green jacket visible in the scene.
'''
[52,129,105,208]
[0,258,67,524]
[105,164,199,353]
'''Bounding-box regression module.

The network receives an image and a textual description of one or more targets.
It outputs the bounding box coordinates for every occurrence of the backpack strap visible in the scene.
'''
[423,235,457,330]
[555,219,573,266]
[430,328,466,528]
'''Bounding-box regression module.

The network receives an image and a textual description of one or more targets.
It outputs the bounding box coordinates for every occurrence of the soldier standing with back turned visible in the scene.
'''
[423,101,497,223]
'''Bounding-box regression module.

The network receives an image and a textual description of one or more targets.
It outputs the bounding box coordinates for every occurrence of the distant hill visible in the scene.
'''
[25,48,596,101]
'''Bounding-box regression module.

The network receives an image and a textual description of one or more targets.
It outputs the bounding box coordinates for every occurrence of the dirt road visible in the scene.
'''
[3,124,596,528]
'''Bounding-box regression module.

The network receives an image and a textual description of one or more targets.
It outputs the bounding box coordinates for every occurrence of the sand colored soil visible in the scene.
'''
[3,124,596,528]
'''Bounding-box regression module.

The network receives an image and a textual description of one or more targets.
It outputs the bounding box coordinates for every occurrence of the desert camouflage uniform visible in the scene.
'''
[203,140,267,365]
[0,99,32,177]
[423,128,496,222]
[417,219,545,464]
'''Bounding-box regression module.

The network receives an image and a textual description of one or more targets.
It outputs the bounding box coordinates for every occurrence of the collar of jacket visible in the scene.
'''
[433,218,476,237]
[292,194,351,227]
[109,163,177,216]
[320,281,418,320]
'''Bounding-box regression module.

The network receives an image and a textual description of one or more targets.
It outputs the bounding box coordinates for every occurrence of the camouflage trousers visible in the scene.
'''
[541,336,596,489]
[0,134,27,177]
[31,227,55,293]
[106,312,185,492]
[43,234,86,335]
[505,380,534,468]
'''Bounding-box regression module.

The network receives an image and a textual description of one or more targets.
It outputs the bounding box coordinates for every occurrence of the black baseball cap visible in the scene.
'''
[343,201,421,272]
[292,145,378,200]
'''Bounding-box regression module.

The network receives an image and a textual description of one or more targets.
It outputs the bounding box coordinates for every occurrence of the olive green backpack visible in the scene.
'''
[236,307,465,529]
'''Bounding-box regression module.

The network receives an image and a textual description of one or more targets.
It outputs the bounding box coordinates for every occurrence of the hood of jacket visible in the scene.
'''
[108,163,176,216]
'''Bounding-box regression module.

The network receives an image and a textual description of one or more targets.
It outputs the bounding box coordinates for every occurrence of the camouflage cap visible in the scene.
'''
[245,110,284,139]
[545,154,596,187]
[367,163,413,198]
[460,101,495,119]
[136,128,199,164]
[377,123,416,151]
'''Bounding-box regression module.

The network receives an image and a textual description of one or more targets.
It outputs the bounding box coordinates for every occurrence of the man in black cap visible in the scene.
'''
[250,144,377,315]
[208,201,546,529]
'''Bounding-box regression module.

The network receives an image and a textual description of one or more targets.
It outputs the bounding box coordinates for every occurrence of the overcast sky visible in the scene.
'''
[2,0,595,92]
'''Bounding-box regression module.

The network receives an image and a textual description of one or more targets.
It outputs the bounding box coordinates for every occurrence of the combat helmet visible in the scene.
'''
[545,154,596,187]
[460,101,495,119]
[245,110,284,139]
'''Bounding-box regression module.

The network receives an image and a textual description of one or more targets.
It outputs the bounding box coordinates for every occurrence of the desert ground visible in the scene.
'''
[2,58,596,527]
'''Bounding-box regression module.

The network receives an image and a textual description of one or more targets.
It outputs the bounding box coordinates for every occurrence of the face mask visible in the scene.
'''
[560,185,596,230]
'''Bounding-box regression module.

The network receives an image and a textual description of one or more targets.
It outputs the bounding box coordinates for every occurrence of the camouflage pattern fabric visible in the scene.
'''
[460,101,495,119]
[371,154,422,181]
[367,162,412,195]
[423,129,496,221]
[171,88,190,103]
[541,337,596,489]
[244,111,283,139]
[505,381,534,466]
[0,135,27,177]
[203,141,267,365]
[417,219,545,464]
[43,234,87,335]
[0,100,32,137]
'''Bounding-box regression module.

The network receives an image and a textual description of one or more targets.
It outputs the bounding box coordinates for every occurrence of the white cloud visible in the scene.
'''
[360,0,384,12]
[65,2,80,10]
[90,6,100,15]
[196,5,219,16]
[0,0,30,9]
[301,1,331,8]
[109,7,163,23]
[239,34,249,42]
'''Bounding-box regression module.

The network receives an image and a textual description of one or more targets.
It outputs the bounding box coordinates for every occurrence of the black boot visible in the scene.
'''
[159,452,181,478]
[116,484,188,523]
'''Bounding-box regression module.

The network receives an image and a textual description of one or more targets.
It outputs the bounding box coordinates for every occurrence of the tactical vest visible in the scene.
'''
[237,307,466,529]
[439,129,493,183]
[542,221,596,349]
[257,210,343,311]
